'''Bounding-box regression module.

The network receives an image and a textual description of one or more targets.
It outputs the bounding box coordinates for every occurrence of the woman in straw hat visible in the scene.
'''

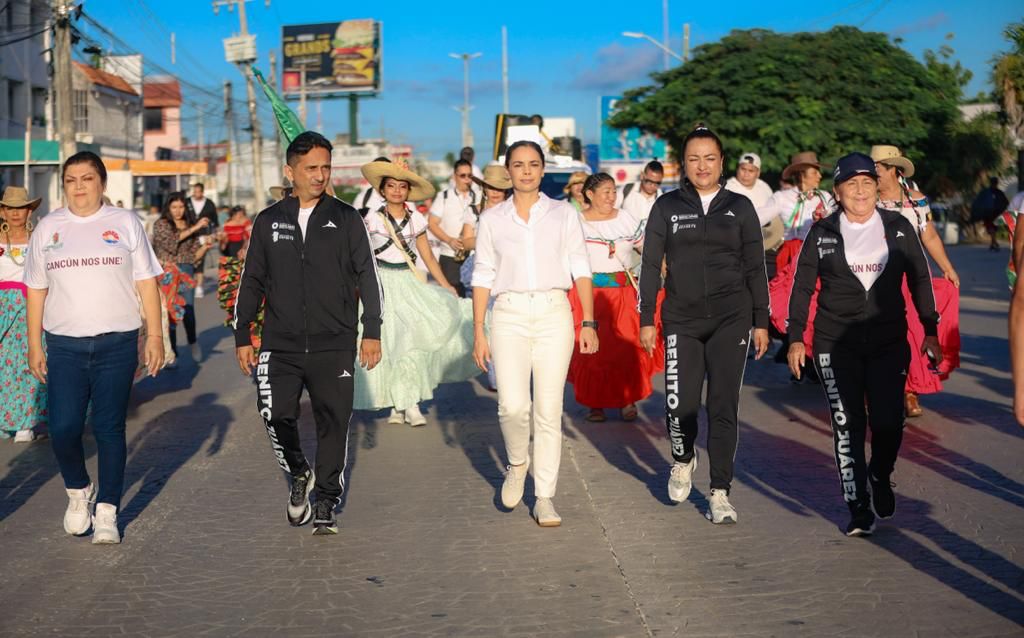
[871,144,961,418]
[564,171,589,212]
[569,172,661,423]
[0,186,47,442]
[355,158,479,427]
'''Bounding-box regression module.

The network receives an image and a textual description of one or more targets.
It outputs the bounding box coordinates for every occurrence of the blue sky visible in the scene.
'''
[85,0,1021,160]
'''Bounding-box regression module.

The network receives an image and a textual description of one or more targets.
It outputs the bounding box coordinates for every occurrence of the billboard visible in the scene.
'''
[599,96,667,162]
[281,20,381,97]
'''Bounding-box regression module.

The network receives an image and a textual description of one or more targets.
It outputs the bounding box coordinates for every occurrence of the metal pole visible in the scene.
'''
[349,95,358,146]
[462,55,471,147]
[224,80,236,204]
[662,0,669,70]
[299,64,307,126]
[501,26,509,113]
[683,23,690,61]
[23,116,31,187]
[234,0,264,211]
[53,0,76,164]
[197,105,205,163]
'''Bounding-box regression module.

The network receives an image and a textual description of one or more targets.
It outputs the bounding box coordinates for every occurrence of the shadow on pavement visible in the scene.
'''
[0,437,89,522]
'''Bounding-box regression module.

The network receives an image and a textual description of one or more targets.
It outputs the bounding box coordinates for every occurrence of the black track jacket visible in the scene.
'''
[233,194,383,352]
[788,209,938,345]
[639,183,770,330]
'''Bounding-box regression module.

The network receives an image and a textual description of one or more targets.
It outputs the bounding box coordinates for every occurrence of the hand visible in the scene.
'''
[196,217,210,230]
[28,343,47,383]
[787,342,806,379]
[752,328,769,360]
[921,335,943,367]
[444,284,458,296]
[448,238,465,252]
[1016,388,1024,428]
[473,330,490,372]
[943,269,960,288]
[579,326,599,354]
[144,335,164,377]
[639,326,658,357]
[359,338,382,370]
[237,248,247,261]
[236,345,257,375]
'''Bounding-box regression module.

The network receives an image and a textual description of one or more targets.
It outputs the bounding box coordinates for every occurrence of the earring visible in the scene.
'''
[26,220,33,232]
[0,222,8,234]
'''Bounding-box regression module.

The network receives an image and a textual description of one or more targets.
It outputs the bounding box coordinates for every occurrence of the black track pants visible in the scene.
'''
[439,255,466,297]
[811,337,909,510]
[663,307,752,491]
[254,349,355,503]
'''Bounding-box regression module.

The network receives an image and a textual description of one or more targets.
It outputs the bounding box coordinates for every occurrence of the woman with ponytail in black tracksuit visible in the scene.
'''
[639,125,770,525]
[788,152,941,537]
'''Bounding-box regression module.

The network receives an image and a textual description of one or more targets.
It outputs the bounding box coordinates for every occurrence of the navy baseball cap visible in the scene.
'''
[833,152,877,186]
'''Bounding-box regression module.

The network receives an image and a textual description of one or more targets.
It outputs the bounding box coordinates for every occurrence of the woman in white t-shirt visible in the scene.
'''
[0,186,47,442]
[353,159,478,427]
[568,173,662,423]
[24,151,164,545]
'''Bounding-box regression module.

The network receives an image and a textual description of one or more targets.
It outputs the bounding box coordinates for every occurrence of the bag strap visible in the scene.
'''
[378,209,427,284]
[623,182,635,199]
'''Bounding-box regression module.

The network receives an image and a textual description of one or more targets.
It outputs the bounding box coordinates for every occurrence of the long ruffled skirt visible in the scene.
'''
[0,283,47,436]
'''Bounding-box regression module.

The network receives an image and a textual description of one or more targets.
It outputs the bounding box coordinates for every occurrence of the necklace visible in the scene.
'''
[3,229,30,266]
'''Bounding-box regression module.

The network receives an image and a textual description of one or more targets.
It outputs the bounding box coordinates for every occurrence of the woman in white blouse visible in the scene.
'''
[471,141,598,527]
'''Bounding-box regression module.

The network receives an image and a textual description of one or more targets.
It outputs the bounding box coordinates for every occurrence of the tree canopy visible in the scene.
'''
[609,26,1002,196]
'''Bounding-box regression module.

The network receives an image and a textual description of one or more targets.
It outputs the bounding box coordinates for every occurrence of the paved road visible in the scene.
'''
[1,244,1021,637]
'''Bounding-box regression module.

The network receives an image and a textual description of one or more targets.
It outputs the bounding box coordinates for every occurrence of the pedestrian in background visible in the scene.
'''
[472,140,597,527]
[24,151,164,544]
[616,160,664,222]
[430,159,479,296]
[220,205,252,259]
[185,182,218,298]
[564,171,589,212]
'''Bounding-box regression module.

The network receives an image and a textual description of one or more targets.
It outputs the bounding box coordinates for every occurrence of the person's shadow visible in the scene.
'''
[0,437,88,522]
[119,393,231,529]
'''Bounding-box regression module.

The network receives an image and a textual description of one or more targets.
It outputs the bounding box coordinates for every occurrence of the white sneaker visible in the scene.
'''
[64,483,96,535]
[190,343,202,361]
[194,285,205,299]
[165,358,179,370]
[501,461,529,509]
[14,429,35,443]
[668,452,697,503]
[404,404,427,427]
[533,497,562,527]
[387,409,404,425]
[706,488,737,524]
[91,503,121,544]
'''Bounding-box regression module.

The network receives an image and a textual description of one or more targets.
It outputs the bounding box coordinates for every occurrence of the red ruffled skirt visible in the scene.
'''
[567,276,665,408]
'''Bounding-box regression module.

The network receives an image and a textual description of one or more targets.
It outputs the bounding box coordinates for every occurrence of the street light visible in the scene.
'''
[450,52,481,148]
[622,31,684,68]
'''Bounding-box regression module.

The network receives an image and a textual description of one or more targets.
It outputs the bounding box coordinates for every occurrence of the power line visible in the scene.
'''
[0,26,48,48]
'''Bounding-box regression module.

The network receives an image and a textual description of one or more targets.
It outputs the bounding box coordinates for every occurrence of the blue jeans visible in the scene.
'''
[45,329,139,508]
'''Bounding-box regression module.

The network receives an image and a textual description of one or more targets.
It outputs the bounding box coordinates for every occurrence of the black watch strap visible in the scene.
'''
[581,320,598,329]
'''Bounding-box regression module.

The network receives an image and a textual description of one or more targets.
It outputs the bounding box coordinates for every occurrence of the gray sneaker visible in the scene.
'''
[500,461,528,509]
[706,488,737,524]
[287,469,315,526]
[668,452,697,503]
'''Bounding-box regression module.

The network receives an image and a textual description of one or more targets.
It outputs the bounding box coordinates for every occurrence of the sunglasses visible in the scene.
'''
[456,173,472,178]
[642,178,662,186]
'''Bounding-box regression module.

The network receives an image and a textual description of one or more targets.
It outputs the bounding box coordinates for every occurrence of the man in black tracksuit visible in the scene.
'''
[788,152,940,536]
[234,132,383,535]
[639,177,770,522]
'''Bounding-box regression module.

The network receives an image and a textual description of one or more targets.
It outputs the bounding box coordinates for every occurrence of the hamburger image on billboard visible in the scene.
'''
[332,19,375,88]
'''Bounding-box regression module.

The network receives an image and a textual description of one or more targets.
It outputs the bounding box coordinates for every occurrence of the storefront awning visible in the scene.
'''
[0,140,61,165]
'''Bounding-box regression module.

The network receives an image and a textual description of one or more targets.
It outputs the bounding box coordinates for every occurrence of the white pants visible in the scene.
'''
[489,290,575,498]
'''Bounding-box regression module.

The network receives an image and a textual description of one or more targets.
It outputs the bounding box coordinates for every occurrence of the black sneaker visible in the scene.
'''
[287,469,314,526]
[312,499,338,536]
[846,506,876,537]
[869,471,895,520]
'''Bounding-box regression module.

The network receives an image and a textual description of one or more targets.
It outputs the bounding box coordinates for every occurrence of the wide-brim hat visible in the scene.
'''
[869,145,915,178]
[361,159,435,201]
[781,151,825,181]
[474,164,513,191]
[0,186,41,211]
[562,171,589,194]
[268,185,290,201]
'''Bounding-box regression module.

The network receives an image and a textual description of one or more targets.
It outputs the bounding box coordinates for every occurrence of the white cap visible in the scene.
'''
[738,152,761,168]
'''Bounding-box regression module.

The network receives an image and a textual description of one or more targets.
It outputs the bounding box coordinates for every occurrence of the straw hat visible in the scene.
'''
[869,145,915,178]
[361,158,435,201]
[781,151,825,181]
[562,171,589,194]
[0,186,41,211]
[473,164,513,191]
[268,185,290,202]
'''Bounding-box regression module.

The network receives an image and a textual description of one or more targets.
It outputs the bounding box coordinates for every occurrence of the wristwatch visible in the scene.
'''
[582,320,599,329]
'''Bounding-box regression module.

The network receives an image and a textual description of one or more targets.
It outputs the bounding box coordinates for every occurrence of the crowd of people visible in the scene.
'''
[0,121,1018,544]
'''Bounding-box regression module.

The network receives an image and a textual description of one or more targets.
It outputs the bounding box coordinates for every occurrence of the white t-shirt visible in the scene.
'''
[757,189,835,241]
[699,190,719,214]
[580,209,644,273]
[364,206,427,264]
[0,243,28,282]
[24,205,163,337]
[429,187,477,257]
[616,183,662,221]
[298,206,314,240]
[724,177,773,209]
[840,212,888,291]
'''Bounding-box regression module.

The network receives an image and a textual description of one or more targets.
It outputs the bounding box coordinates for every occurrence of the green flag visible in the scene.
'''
[252,67,304,144]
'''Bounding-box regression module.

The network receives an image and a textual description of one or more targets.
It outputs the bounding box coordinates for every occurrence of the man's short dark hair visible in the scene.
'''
[644,160,664,174]
[454,158,473,172]
[192,182,204,191]
[459,146,475,161]
[373,156,390,163]
[287,131,334,166]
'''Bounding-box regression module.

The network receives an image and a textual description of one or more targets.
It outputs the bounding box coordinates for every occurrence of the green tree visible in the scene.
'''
[609,27,1000,198]
[993,21,1024,187]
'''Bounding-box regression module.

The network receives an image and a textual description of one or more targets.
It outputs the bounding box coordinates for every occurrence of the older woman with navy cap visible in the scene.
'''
[787,152,940,537]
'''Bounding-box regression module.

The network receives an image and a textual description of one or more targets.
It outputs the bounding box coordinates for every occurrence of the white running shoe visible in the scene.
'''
[501,461,529,509]
[92,503,120,544]
[194,285,205,299]
[533,497,562,527]
[64,483,96,535]
[706,488,737,524]
[14,429,35,443]
[668,452,697,503]
[405,404,427,427]
[387,409,404,424]
[190,343,202,361]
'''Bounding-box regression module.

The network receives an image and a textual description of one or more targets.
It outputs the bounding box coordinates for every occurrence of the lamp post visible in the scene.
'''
[449,52,481,148]
[622,31,685,67]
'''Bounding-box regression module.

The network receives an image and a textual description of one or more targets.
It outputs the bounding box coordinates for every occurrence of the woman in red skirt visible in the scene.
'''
[568,173,663,422]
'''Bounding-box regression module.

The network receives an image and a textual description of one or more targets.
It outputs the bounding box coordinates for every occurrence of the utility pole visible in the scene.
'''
[52,0,76,164]
[196,104,205,164]
[501,26,509,113]
[298,64,307,126]
[662,0,669,70]
[213,0,264,210]
[268,49,284,171]
[224,80,236,204]
[683,23,690,61]
[449,52,481,148]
